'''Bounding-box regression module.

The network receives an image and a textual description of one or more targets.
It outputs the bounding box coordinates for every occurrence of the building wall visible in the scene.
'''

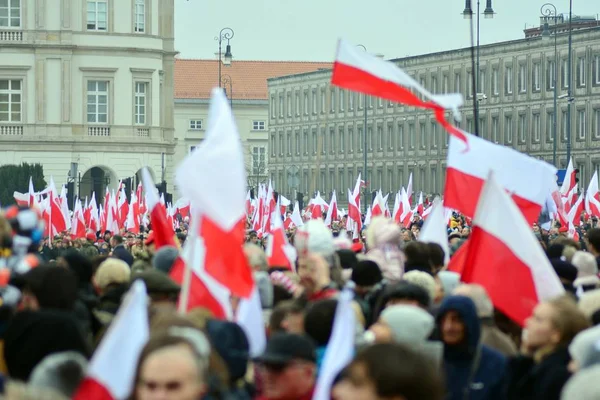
[0,0,176,198]
[268,28,600,205]
[173,99,269,193]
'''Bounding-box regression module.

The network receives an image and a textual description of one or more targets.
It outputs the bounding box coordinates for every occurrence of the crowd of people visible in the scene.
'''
[0,203,599,400]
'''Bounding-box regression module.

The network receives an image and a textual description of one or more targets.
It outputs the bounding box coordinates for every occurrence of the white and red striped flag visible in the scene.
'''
[560,157,577,196]
[585,171,600,218]
[459,172,564,326]
[331,39,466,144]
[172,88,254,307]
[324,190,338,227]
[141,168,177,250]
[70,199,86,239]
[73,281,149,400]
[444,131,557,224]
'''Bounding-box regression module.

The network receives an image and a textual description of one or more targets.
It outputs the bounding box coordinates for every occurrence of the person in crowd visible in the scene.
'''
[403,270,437,306]
[244,243,274,311]
[367,304,443,368]
[571,251,600,293]
[404,241,434,275]
[374,281,431,319]
[110,234,134,266]
[57,249,98,325]
[567,324,600,372]
[132,327,211,400]
[434,270,461,305]
[365,217,404,283]
[132,269,181,309]
[254,333,317,400]
[453,284,517,357]
[295,220,339,301]
[560,364,600,400]
[427,242,446,273]
[333,343,444,400]
[551,259,578,294]
[13,265,79,313]
[584,228,600,266]
[268,299,305,336]
[506,296,589,400]
[3,309,90,382]
[437,295,507,400]
[578,288,600,323]
[351,259,384,327]
[152,246,179,274]
[91,258,130,327]
[303,299,337,371]
[28,351,88,398]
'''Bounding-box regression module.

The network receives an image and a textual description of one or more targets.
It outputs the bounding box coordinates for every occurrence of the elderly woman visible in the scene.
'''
[365,217,405,284]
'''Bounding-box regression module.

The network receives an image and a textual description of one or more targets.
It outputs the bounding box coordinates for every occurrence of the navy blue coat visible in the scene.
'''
[111,244,133,267]
[438,296,507,400]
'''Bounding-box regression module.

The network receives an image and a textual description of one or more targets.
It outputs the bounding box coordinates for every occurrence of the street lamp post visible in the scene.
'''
[357,44,368,213]
[566,0,573,165]
[221,74,233,109]
[215,28,234,88]
[463,0,494,136]
[541,3,558,167]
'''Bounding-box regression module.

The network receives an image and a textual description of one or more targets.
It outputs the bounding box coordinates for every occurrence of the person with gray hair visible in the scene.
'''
[453,283,517,357]
[561,365,600,400]
[244,243,273,310]
[28,351,88,398]
[572,251,600,293]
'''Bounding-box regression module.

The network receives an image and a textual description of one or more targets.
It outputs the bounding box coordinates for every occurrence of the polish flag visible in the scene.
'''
[266,205,296,270]
[399,188,413,228]
[422,203,433,220]
[392,191,401,223]
[364,206,372,226]
[141,169,176,249]
[28,177,36,207]
[13,191,29,207]
[347,174,363,233]
[125,191,141,234]
[324,190,339,227]
[444,131,557,224]
[70,199,86,239]
[47,177,67,235]
[174,88,254,299]
[459,172,564,326]
[245,190,253,218]
[279,194,291,216]
[331,38,466,144]
[105,190,119,234]
[290,201,304,228]
[59,184,71,230]
[117,187,129,229]
[371,190,385,217]
[236,286,267,358]
[73,281,149,400]
[585,171,600,218]
[560,158,577,196]
[88,192,100,232]
[413,192,424,216]
[567,192,584,228]
[418,198,450,264]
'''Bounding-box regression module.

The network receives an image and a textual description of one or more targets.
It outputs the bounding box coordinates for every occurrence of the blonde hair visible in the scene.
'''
[4,381,68,400]
[578,288,600,319]
[403,270,436,305]
[93,258,131,291]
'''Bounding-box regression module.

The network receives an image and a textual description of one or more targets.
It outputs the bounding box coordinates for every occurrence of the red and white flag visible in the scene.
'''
[324,190,339,227]
[418,197,450,264]
[399,188,413,228]
[47,177,68,235]
[141,169,177,250]
[458,172,564,326]
[444,131,557,224]
[585,171,600,218]
[266,205,296,271]
[173,88,254,300]
[406,173,413,205]
[70,199,86,239]
[290,201,304,228]
[331,38,466,144]
[560,158,577,196]
[125,191,141,234]
[413,192,424,216]
[59,184,71,230]
[73,281,149,400]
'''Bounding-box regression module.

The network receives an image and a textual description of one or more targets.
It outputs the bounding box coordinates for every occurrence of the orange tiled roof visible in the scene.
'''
[174,59,331,100]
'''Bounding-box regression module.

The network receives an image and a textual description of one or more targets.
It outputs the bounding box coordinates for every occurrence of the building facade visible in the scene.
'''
[0,0,177,202]
[267,24,600,205]
[173,59,330,194]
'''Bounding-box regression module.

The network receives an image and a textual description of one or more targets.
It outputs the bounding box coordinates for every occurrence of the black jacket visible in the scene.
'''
[506,347,572,400]
[112,244,134,266]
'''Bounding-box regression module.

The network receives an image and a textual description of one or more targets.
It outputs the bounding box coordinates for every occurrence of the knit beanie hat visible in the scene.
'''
[337,249,358,270]
[295,220,335,258]
[569,325,600,368]
[403,270,437,305]
[380,304,435,344]
[551,259,578,283]
[152,246,180,274]
[351,260,383,287]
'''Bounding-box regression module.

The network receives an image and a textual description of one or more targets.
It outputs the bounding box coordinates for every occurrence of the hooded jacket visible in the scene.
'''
[437,296,507,400]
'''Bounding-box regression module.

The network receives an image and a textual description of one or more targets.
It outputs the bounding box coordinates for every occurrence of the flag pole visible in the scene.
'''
[177,209,199,314]
[468,6,480,137]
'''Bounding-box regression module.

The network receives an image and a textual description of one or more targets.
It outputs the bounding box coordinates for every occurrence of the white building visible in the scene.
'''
[0,0,176,202]
[173,59,330,193]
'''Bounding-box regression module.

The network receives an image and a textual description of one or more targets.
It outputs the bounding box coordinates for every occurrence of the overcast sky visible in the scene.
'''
[174,0,599,62]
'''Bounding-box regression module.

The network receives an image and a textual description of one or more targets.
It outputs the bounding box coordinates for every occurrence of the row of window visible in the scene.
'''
[187,119,266,131]
[270,165,443,200]
[270,55,600,119]
[0,0,148,33]
[0,79,150,125]
[268,108,600,157]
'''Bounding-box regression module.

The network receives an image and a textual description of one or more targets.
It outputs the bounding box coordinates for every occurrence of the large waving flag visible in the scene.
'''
[418,198,450,264]
[73,281,149,400]
[141,168,176,250]
[560,158,577,195]
[331,38,466,143]
[459,172,564,326]
[175,88,254,299]
[324,190,338,227]
[585,171,600,218]
[444,132,557,224]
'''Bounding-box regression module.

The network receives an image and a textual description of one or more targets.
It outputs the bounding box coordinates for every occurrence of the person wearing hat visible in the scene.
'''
[551,259,578,294]
[352,260,384,327]
[131,269,180,308]
[254,333,317,400]
[294,220,339,302]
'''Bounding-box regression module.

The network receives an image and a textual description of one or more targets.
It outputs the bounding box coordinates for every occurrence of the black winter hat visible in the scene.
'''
[11,266,78,311]
[4,310,90,381]
[205,319,249,382]
[351,260,383,287]
[336,249,358,270]
[551,259,578,283]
